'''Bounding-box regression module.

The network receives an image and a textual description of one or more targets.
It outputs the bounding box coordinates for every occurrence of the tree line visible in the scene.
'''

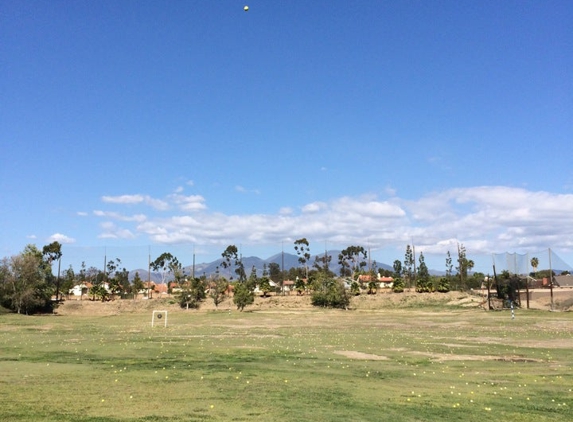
[2,239,540,315]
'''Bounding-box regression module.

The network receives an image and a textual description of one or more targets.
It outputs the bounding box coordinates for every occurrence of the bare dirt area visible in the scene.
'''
[334,350,389,360]
[55,288,573,316]
[524,288,573,310]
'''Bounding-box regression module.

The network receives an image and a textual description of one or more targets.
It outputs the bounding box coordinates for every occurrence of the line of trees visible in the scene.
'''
[0,240,495,315]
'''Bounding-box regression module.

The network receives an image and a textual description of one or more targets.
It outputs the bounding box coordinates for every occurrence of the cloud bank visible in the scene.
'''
[90,186,573,260]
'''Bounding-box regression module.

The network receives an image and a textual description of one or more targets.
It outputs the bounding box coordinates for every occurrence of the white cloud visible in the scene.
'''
[143,197,170,210]
[87,186,573,270]
[101,194,169,210]
[93,210,147,222]
[47,233,76,244]
[331,196,405,218]
[168,194,207,212]
[97,222,136,239]
[384,185,397,197]
[235,186,260,195]
[102,194,144,204]
[398,186,573,255]
[302,202,327,213]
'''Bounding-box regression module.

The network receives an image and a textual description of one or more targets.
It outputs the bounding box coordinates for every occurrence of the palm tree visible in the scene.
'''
[530,257,539,277]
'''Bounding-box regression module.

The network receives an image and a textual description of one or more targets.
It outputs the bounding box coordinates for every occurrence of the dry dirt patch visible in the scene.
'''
[334,351,389,360]
[408,350,543,363]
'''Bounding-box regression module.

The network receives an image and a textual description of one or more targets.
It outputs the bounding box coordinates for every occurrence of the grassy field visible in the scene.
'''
[1,299,572,421]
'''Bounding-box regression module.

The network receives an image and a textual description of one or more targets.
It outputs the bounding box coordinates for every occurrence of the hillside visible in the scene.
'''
[55,289,573,316]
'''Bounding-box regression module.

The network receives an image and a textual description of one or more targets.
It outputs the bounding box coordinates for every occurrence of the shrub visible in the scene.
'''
[392,277,405,293]
[178,278,206,309]
[350,281,361,296]
[233,282,254,311]
[209,278,229,308]
[311,279,350,309]
[436,278,450,293]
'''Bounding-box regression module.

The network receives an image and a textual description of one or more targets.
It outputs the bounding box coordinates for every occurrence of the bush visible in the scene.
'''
[178,278,206,309]
[392,278,405,293]
[311,279,350,309]
[233,282,254,311]
[350,281,360,296]
[209,278,229,308]
[436,278,450,293]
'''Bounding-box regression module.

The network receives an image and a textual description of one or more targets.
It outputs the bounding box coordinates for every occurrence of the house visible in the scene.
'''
[554,274,573,287]
[379,276,394,288]
[69,282,91,298]
[358,274,374,284]
[139,281,168,298]
[282,280,294,293]
[69,281,115,299]
[357,274,394,288]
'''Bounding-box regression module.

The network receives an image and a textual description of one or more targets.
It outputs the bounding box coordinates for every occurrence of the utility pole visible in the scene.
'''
[412,239,417,279]
[549,248,554,311]
[192,245,195,280]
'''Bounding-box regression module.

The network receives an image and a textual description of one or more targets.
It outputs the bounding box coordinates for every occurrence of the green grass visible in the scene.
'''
[1,305,572,421]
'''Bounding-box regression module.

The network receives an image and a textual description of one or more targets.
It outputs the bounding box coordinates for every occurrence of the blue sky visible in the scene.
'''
[2,1,572,273]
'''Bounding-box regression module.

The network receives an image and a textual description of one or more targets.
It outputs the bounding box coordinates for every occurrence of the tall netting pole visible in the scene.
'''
[525,253,530,309]
[549,248,554,311]
[514,253,521,307]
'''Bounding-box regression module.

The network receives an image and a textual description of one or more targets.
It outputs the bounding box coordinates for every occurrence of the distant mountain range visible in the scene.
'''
[129,250,396,283]
[128,251,568,284]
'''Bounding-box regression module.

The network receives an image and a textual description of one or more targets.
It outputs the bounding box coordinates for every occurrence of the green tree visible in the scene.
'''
[436,277,450,293]
[530,257,539,277]
[294,277,306,295]
[313,252,333,276]
[367,280,378,295]
[233,282,254,311]
[268,262,283,293]
[393,260,402,278]
[268,262,281,281]
[42,241,62,300]
[151,252,180,289]
[248,265,258,287]
[311,277,350,309]
[456,243,472,291]
[294,238,311,279]
[90,284,109,302]
[0,245,54,314]
[445,251,453,280]
[350,281,361,296]
[42,241,63,264]
[403,245,414,289]
[106,258,129,298]
[132,272,144,299]
[338,245,367,278]
[221,245,246,282]
[392,277,405,293]
[416,252,431,292]
[61,265,75,299]
[209,277,229,308]
[116,267,130,296]
[178,277,206,309]
[258,277,271,297]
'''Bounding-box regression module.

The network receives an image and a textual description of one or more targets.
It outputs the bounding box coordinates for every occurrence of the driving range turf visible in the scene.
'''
[1,302,571,421]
